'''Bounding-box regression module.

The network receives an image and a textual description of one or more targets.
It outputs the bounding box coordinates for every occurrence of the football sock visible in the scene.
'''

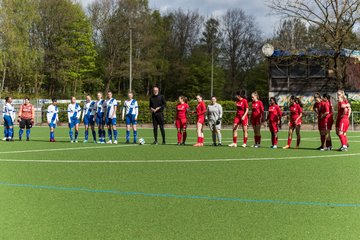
[160,126,166,142]
[212,132,216,144]
[182,131,187,143]
[217,132,222,144]
[114,130,118,140]
[243,137,247,144]
[69,129,73,140]
[296,137,301,147]
[177,131,182,143]
[92,130,96,141]
[19,129,24,139]
[75,130,79,140]
[26,129,30,139]
[8,128,13,139]
[133,130,137,143]
[108,129,112,141]
[233,136,237,144]
[126,130,130,141]
[258,136,261,144]
[85,130,89,140]
[275,136,278,146]
[153,128,158,142]
[287,138,292,146]
[197,137,201,143]
[50,131,54,140]
[321,135,326,147]
[271,132,274,146]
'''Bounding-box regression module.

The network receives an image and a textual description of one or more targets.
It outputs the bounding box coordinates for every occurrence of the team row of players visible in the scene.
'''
[2,89,351,150]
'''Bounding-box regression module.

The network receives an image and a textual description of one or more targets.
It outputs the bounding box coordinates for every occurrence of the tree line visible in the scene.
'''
[1,0,359,100]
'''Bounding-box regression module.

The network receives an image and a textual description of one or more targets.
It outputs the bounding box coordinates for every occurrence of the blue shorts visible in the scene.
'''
[96,114,105,126]
[84,115,95,126]
[126,115,137,125]
[49,123,57,128]
[69,118,80,128]
[3,116,13,127]
[106,118,117,126]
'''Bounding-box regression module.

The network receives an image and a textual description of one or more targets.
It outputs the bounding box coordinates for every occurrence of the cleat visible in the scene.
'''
[271,145,278,149]
[26,137,29,141]
[241,144,247,148]
[283,145,290,149]
[213,143,217,146]
[83,140,88,143]
[152,141,158,145]
[218,143,222,146]
[254,144,261,148]
[125,140,130,144]
[70,140,74,143]
[228,143,237,147]
[74,140,78,143]
[181,142,186,146]
[338,146,348,152]
[320,148,326,151]
[193,143,203,147]
[107,140,112,144]
[162,141,166,145]
[2,137,6,141]
[113,140,118,144]
[177,142,181,146]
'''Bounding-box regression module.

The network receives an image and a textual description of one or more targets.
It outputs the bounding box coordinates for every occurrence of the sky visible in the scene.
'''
[79,0,281,37]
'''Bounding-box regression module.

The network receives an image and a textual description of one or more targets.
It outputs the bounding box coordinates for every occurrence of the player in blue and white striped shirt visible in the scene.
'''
[105,91,119,144]
[82,95,97,143]
[67,96,81,143]
[3,96,15,141]
[122,92,139,143]
[46,98,59,142]
[95,92,107,144]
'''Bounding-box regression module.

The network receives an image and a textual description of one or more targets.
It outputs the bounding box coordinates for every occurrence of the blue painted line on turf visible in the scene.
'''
[0,181,359,208]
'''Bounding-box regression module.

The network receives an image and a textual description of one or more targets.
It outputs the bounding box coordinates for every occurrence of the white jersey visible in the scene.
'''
[123,99,139,117]
[83,101,96,119]
[67,103,81,122]
[96,99,106,116]
[46,104,59,124]
[207,103,223,123]
[106,98,118,119]
[3,102,15,121]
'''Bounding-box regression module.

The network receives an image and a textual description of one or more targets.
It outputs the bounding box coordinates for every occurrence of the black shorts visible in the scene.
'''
[152,112,164,127]
[20,118,33,129]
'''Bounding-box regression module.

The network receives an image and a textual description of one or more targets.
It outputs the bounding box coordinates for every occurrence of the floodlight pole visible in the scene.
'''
[211,42,214,97]
[129,21,133,92]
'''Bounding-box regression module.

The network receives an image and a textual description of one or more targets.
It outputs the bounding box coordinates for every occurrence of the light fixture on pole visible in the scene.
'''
[262,43,274,57]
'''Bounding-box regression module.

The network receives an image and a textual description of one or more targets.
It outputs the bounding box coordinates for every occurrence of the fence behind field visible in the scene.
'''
[1,99,359,131]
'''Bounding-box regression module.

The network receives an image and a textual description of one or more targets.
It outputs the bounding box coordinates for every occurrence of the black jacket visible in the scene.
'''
[149,94,166,113]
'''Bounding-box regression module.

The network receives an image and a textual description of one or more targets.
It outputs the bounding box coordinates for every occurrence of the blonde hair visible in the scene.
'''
[251,91,259,100]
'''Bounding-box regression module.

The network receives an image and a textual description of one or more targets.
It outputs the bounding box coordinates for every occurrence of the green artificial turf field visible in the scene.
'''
[0,126,359,239]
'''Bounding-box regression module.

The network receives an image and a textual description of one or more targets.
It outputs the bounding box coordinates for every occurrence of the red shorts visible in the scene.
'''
[338,118,349,133]
[319,120,328,131]
[289,119,301,128]
[269,121,278,133]
[197,116,205,124]
[176,118,187,129]
[251,116,262,126]
[234,115,248,126]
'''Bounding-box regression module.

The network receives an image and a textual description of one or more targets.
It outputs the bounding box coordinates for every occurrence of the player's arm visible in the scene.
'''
[67,105,71,123]
[134,101,139,120]
[217,105,223,124]
[296,105,303,122]
[321,104,329,119]
[243,107,249,121]
[18,105,23,122]
[121,102,125,121]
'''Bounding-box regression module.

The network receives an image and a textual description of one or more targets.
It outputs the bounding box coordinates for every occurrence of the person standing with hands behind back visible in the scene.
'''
[150,87,166,145]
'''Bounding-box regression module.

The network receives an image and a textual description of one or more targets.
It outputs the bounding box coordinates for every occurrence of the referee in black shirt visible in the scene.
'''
[149,87,166,144]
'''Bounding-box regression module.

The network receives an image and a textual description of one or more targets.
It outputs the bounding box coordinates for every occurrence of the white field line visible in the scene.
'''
[0,153,359,164]
[0,144,139,155]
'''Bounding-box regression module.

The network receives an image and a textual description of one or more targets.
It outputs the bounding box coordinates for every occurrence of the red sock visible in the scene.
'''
[321,135,326,147]
[340,135,346,146]
[182,132,187,143]
[233,136,237,144]
[287,138,292,146]
[177,132,182,143]
[296,137,300,147]
[201,137,204,144]
[244,137,248,144]
[197,137,201,143]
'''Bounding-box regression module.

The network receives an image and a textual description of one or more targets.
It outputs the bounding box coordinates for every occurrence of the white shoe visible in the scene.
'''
[74,140,78,143]
[83,140,88,143]
[241,144,247,148]
[70,140,74,143]
[271,145,278,149]
[107,140,112,144]
[254,144,261,148]
[2,137,6,141]
[113,140,118,145]
[228,143,237,147]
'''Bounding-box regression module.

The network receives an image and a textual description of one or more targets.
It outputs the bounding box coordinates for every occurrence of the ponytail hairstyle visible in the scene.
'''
[295,97,303,108]
[270,97,277,105]
[290,95,296,103]
[5,96,10,103]
[314,92,321,99]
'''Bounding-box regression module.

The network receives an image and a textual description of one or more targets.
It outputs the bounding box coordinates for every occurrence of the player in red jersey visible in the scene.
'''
[193,95,206,147]
[283,96,303,149]
[336,90,351,151]
[313,92,322,148]
[323,94,334,149]
[317,95,330,150]
[175,96,189,145]
[267,97,282,149]
[250,91,264,148]
[229,91,249,148]
[18,97,35,141]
